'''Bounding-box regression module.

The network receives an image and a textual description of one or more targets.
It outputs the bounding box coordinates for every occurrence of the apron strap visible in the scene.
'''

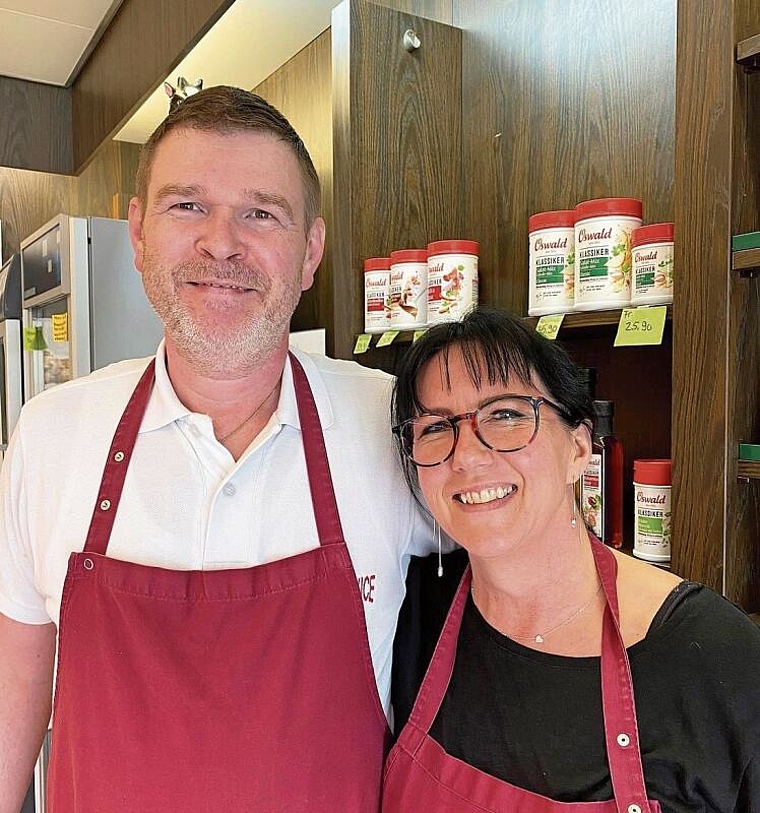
[84,360,156,555]
[591,540,653,812]
[287,352,345,548]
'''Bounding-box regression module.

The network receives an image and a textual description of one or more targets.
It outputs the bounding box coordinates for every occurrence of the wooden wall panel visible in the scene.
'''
[673,0,760,607]
[0,76,73,174]
[374,0,453,22]
[726,1,760,608]
[0,141,141,262]
[254,32,333,342]
[332,0,462,360]
[453,0,675,316]
[72,0,233,172]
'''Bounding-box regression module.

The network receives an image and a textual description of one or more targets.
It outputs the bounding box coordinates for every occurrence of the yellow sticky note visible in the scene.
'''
[412,329,427,343]
[376,330,399,348]
[353,334,372,354]
[614,306,667,347]
[535,314,565,341]
[52,313,69,343]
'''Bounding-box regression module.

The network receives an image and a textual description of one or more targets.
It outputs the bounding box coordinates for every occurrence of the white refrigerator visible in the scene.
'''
[20,214,163,400]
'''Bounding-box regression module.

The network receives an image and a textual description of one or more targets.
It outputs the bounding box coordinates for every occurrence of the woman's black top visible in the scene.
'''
[391,549,760,812]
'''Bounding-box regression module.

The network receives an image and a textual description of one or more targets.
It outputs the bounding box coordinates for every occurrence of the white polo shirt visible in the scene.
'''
[0,344,434,716]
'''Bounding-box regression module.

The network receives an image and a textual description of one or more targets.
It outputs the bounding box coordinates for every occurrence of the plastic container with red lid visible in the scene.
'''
[574,197,643,312]
[528,210,575,316]
[633,458,672,563]
[363,257,391,334]
[389,249,428,330]
[631,222,674,306]
[427,240,479,325]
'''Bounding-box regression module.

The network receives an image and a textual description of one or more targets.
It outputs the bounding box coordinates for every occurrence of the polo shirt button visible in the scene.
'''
[617,733,630,747]
[189,423,201,437]
[83,558,94,571]
[113,451,125,462]
[223,483,236,496]
[100,499,111,511]
[628,805,642,813]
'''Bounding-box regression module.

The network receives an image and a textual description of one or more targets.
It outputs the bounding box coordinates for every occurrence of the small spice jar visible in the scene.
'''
[631,222,674,306]
[389,249,428,330]
[528,210,575,316]
[427,240,479,324]
[574,197,643,311]
[633,459,672,563]
[363,257,392,334]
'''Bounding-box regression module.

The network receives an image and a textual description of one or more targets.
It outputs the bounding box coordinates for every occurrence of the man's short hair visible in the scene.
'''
[135,85,321,226]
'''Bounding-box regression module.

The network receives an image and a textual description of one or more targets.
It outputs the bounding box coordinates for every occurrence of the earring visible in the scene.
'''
[571,499,578,528]
[435,521,443,577]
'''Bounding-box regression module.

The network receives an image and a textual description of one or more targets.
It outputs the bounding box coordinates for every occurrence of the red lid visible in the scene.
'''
[390,249,428,264]
[426,239,479,256]
[633,459,672,485]
[363,257,391,272]
[528,210,575,232]
[574,197,643,222]
[631,222,674,248]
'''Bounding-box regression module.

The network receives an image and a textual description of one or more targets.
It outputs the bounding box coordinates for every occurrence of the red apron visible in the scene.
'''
[48,354,391,811]
[382,539,663,813]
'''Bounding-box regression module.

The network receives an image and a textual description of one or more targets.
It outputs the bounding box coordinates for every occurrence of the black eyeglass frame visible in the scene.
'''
[392,394,572,467]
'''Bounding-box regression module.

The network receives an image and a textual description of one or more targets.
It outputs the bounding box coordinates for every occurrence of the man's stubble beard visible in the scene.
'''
[141,253,303,376]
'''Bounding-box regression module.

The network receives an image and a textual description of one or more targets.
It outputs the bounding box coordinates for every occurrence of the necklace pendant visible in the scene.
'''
[534,634,544,643]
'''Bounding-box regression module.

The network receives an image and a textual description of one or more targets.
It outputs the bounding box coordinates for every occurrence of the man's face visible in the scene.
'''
[128,126,324,376]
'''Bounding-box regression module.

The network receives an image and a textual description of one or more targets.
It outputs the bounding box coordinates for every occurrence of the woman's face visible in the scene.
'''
[414,348,591,561]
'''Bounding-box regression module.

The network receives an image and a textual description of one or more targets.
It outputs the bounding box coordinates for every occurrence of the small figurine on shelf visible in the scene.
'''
[164,77,204,112]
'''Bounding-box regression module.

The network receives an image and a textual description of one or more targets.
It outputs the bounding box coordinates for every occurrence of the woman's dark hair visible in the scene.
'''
[391,306,594,492]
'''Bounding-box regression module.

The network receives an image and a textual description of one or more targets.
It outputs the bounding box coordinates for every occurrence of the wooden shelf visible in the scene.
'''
[736,33,760,69]
[523,305,673,335]
[738,460,760,480]
[732,247,760,276]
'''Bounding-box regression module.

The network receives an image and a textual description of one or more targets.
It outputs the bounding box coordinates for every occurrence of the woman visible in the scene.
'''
[385,307,760,812]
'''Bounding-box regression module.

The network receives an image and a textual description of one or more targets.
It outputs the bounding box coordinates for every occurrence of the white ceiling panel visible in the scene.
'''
[0,8,93,85]
[115,0,342,144]
[1,0,117,29]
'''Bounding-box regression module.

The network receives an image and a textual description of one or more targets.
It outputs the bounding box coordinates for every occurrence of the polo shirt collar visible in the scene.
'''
[138,342,335,434]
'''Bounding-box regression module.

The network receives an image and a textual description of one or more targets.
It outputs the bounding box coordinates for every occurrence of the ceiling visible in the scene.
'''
[0,0,341,146]
[0,0,122,86]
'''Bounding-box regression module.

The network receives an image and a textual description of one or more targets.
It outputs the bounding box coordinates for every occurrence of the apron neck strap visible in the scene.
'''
[288,352,345,547]
[84,360,156,555]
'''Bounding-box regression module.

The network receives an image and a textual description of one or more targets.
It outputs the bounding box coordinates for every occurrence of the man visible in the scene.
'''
[0,87,433,811]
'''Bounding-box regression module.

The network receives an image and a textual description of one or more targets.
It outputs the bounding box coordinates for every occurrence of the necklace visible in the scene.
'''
[471,581,603,644]
[218,379,281,443]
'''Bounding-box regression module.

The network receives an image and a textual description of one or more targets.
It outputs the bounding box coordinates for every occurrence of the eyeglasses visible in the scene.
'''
[392,394,571,467]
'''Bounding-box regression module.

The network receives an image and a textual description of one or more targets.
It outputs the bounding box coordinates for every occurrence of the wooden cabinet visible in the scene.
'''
[260,0,757,610]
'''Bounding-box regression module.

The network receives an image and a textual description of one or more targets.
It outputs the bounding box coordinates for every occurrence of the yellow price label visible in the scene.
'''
[376,330,399,348]
[412,329,428,343]
[52,313,69,343]
[535,314,565,341]
[353,334,372,354]
[614,306,667,347]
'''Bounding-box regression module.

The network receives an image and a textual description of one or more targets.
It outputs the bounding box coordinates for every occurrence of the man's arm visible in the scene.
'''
[0,613,55,813]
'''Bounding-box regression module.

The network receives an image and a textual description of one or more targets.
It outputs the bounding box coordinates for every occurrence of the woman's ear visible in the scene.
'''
[567,421,593,485]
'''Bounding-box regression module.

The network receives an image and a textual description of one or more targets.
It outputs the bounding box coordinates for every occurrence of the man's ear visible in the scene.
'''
[127,197,146,273]
[301,216,326,292]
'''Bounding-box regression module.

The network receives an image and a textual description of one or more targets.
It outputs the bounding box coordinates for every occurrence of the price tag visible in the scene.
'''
[376,330,399,348]
[614,306,667,347]
[353,334,372,354]
[52,313,69,343]
[413,329,428,343]
[535,314,565,341]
